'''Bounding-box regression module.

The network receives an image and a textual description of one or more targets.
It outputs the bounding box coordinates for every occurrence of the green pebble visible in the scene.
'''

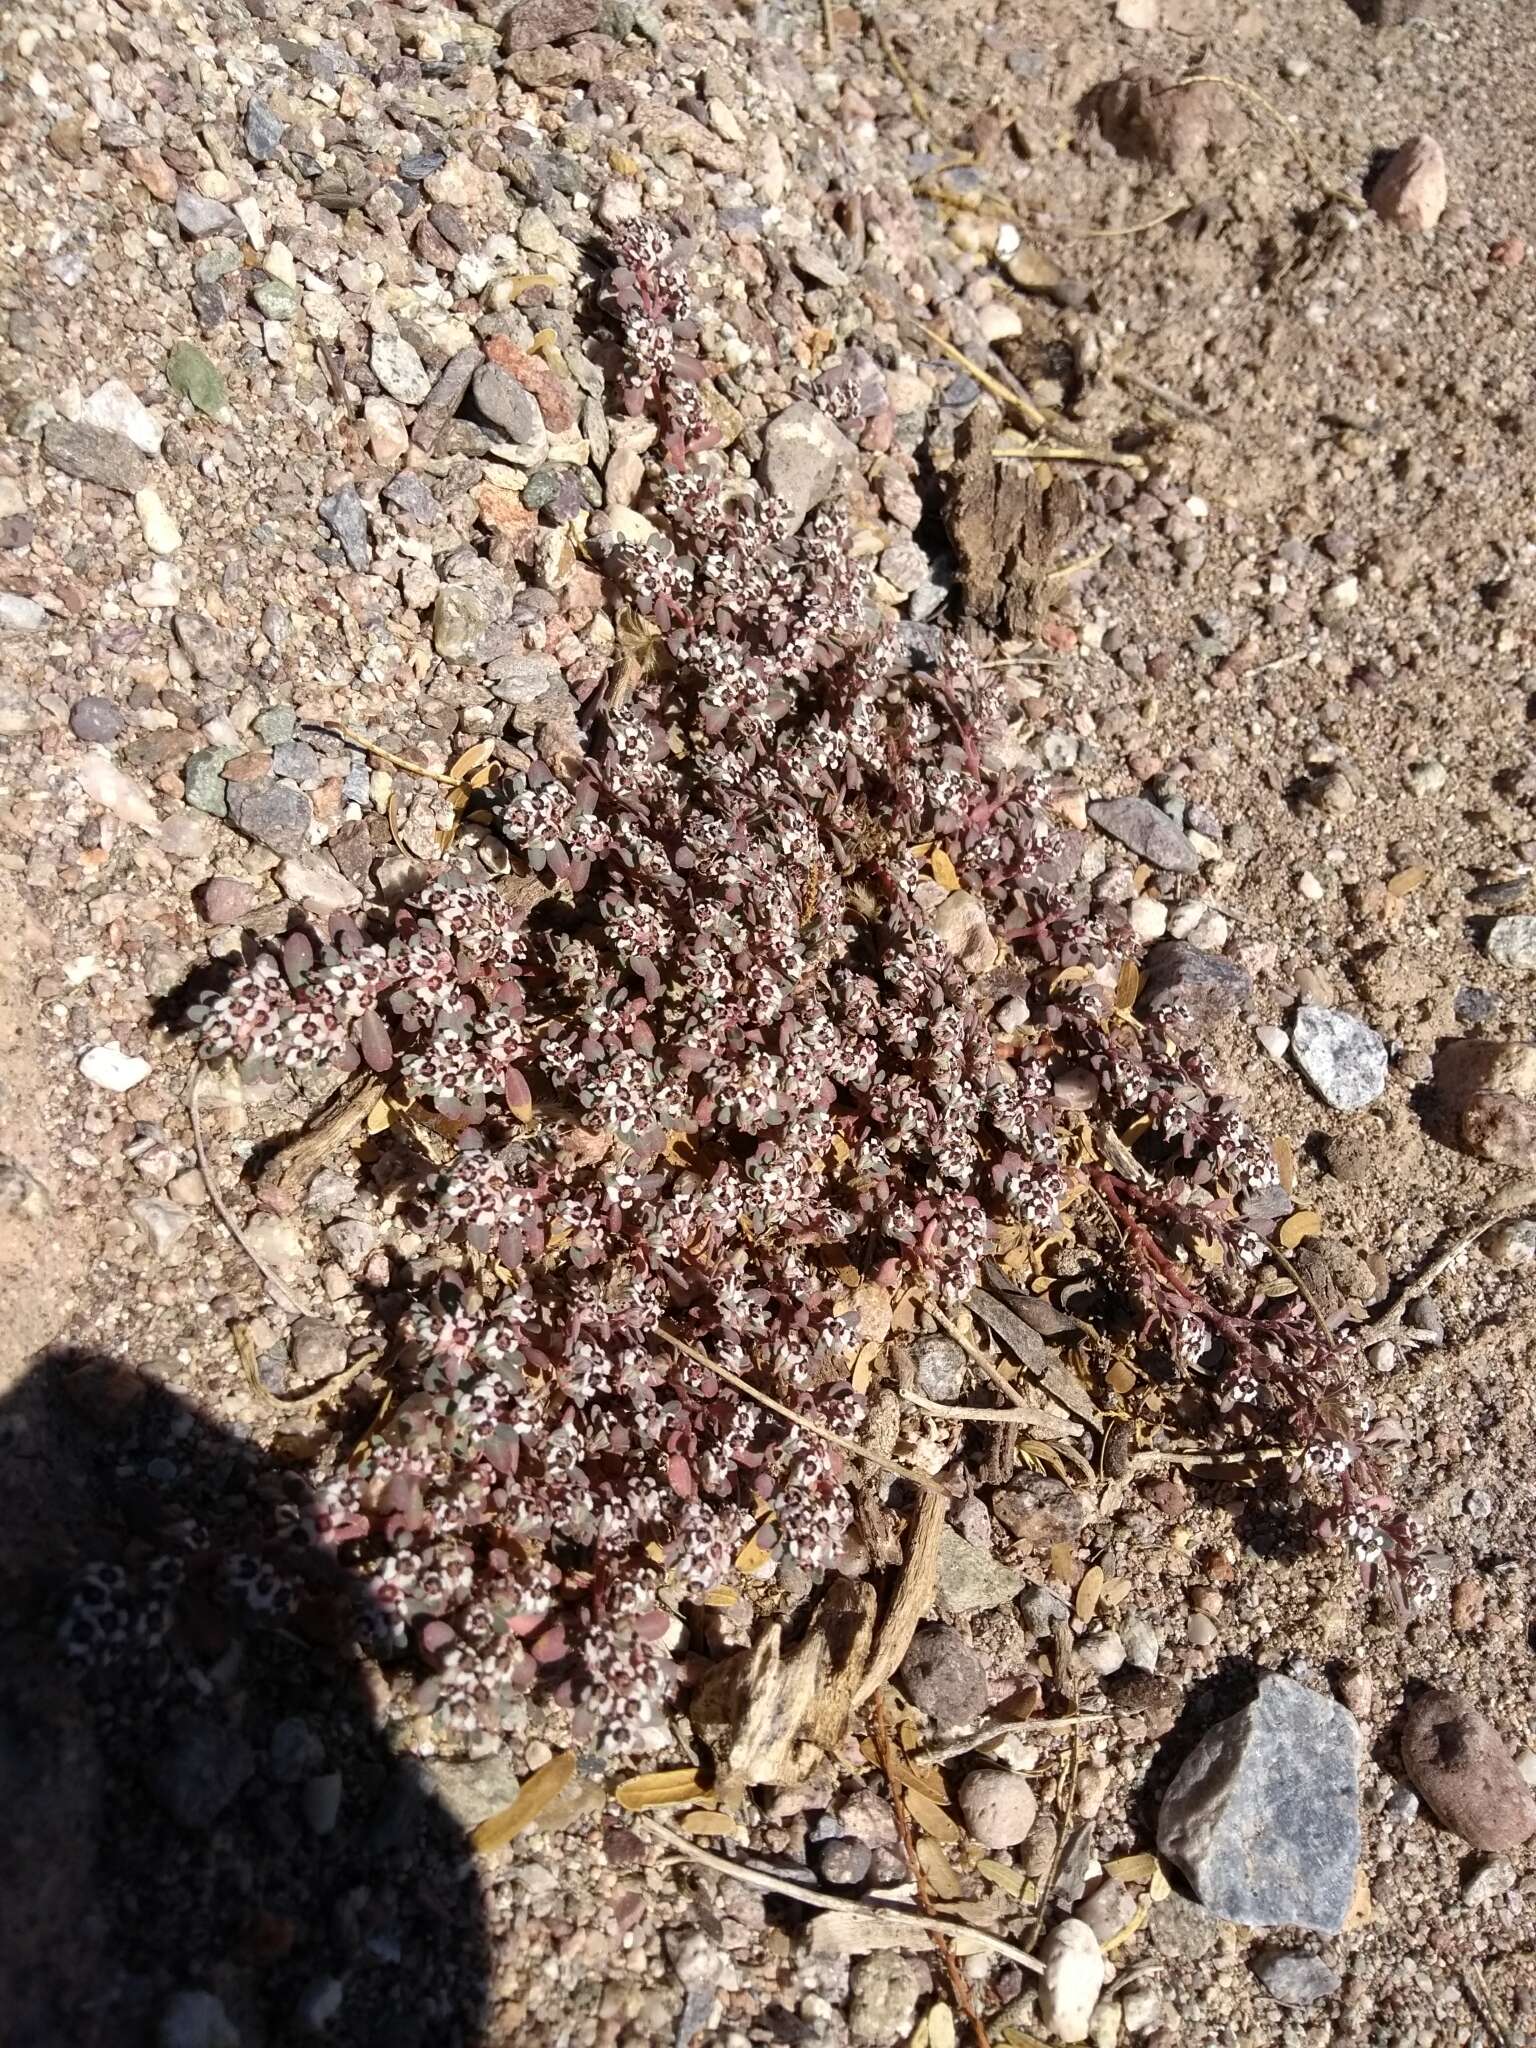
[252,278,298,321]
[167,341,228,418]
[184,744,238,817]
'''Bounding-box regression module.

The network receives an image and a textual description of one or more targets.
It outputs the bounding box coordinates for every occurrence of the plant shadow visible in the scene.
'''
[0,1346,491,2048]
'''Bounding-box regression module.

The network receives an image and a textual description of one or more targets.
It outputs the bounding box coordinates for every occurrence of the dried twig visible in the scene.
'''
[233,1319,375,1413]
[822,0,838,54]
[871,1691,994,2048]
[640,1815,1043,1973]
[1065,202,1189,241]
[916,1710,1108,1767]
[901,1388,1076,1435]
[868,12,930,127]
[1365,1180,1536,1340]
[919,324,1048,433]
[996,441,1148,477]
[658,1328,951,1497]
[307,720,462,788]
[1110,364,1219,425]
[191,1067,319,1320]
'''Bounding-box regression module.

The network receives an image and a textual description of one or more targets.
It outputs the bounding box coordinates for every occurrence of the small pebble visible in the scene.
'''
[80,1043,152,1091]
[70,694,124,743]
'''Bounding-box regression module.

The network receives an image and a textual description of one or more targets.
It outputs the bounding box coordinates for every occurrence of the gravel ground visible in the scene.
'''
[2,0,1535,2043]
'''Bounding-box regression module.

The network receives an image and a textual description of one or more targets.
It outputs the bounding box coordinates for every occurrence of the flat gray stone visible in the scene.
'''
[1291,1004,1388,1111]
[1087,796,1200,875]
[226,778,313,856]
[1157,1675,1360,1933]
[472,361,543,444]
[370,331,432,404]
[244,96,285,163]
[318,483,370,570]
[43,419,151,494]
[1252,1949,1340,2008]
[175,190,240,238]
[1488,915,1536,973]
[184,744,237,817]
[761,398,855,532]
[936,1528,1028,1616]
[1140,939,1252,1033]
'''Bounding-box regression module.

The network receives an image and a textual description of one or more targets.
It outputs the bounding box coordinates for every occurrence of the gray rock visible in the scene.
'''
[70,694,123,742]
[472,362,543,444]
[1156,1674,1360,1933]
[82,377,164,454]
[1017,1580,1073,1635]
[912,1332,968,1402]
[1252,1949,1340,2008]
[489,653,564,705]
[1462,1853,1516,1906]
[43,419,151,494]
[1087,795,1200,874]
[937,1528,1028,1616]
[382,472,441,526]
[1140,939,1253,1032]
[993,1474,1085,1549]
[252,704,297,744]
[898,1622,987,1731]
[1291,1005,1389,1111]
[146,1712,255,1831]
[172,609,232,681]
[226,778,313,856]
[433,585,488,660]
[303,1771,343,1837]
[252,277,297,320]
[184,745,237,816]
[244,97,285,163]
[269,1715,326,1784]
[957,1767,1037,1849]
[159,1988,241,2048]
[409,346,481,451]
[848,1953,927,2047]
[370,332,432,404]
[761,398,855,532]
[318,483,371,570]
[131,1198,193,1254]
[289,1317,348,1382]
[175,190,240,238]
[814,1834,871,1886]
[0,591,46,633]
[1488,915,1536,972]
[1149,1888,1223,1960]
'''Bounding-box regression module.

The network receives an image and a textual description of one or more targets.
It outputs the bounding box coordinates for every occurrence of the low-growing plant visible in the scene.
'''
[168,221,1425,1751]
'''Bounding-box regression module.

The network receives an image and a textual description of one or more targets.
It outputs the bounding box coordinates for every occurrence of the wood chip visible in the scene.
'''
[854,1488,945,1707]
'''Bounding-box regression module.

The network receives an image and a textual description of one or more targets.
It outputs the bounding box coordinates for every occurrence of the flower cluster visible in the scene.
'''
[190,223,1426,1749]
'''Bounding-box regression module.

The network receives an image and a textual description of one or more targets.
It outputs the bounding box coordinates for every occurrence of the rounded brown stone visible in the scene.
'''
[1400,1688,1536,1851]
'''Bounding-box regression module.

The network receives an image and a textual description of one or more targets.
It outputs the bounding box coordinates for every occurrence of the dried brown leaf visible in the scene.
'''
[905,1785,964,1845]
[1074,1563,1105,1624]
[1278,1208,1322,1250]
[471,1750,578,1853]
[615,1767,711,1811]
